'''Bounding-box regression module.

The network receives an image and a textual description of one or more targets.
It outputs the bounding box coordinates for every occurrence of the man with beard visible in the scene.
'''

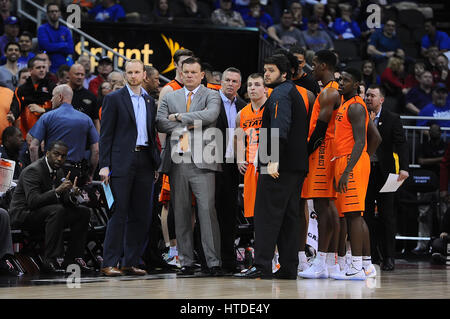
[236,54,309,279]
[99,59,160,277]
[37,3,74,74]
[0,41,19,90]
[9,140,92,274]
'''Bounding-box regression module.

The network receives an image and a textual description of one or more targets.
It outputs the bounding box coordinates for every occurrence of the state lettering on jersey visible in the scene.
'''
[241,118,263,129]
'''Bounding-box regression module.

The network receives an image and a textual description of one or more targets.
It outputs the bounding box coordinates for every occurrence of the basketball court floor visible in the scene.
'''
[0,259,448,299]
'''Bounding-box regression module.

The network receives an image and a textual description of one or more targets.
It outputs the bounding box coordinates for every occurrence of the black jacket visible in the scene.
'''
[10,75,56,119]
[215,92,246,163]
[99,86,160,176]
[374,107,409,180]
[8,157,74,228]
[258,80,309,173]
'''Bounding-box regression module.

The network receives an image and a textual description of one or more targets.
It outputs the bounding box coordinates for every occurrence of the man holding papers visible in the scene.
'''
[99,59,160,277]
[364,84,409,271]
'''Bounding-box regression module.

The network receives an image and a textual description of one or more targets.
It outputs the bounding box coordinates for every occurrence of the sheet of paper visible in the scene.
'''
[0,158,15,192]
[102,182,114,210]
[379,173,405,193]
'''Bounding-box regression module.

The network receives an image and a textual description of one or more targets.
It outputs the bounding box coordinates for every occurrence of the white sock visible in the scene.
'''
[363,256,372,269]
[169,246,178,258]
[273,252,279,263]
[317,251,327,266]
[338,256,346,271]
[298,251,307,264]
[326,253,337,266]
[352,256,363,271]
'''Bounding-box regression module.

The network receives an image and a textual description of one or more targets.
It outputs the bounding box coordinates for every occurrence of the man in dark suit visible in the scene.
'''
[99,59,160,277]
[215,67,246,274]
[236,54,309,279]
[364,84,409,271]
[9,140,91,274]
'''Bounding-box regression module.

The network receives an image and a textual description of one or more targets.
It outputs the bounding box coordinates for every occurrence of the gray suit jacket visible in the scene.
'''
[156,85,221,173]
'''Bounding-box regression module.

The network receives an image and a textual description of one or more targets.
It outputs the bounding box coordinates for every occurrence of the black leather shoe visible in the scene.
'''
[63,258,95,274]
[273,269,297,280]
[41,258,65,275]
[233,266,272,279]
[177,266,196,276]
[381,257,395,271]
[209,266,224,277]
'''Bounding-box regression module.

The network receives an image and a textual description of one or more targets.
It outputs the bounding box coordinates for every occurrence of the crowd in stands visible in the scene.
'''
[0,0,449,276]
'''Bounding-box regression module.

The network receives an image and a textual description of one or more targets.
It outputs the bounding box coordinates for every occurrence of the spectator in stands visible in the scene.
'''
[35,51,58,85]
[107,70,124,89]
[9,140,93,274]
[301,17,334,53]
[312,3,328,32]
[417,83,450,129]
[361,60,380,89]
[88,56,113,96]
[418,123,446,178]
[28,85,99,186]
[289,44,320,96]
[0,42,19,90]
[67,64,100,132]
[172,0,211,21]
[332,3,361,40]
[56,64,70,85]
[211,0,245,27]
[0,16,19,59]
[242,0,273,29]
[37,3,74,74]
[367,19,403,68]
[0,0,14,36]
[151,0,174,23]
[381,56,407,96]
[421,19,450,57]
[405,70,433,115]
[112,81,125,91]
[17,32,35,70]
[77,55,95,89]
[143,65,160,100]
[267,9,305,49]
[431,208,450,264]
[0,126,25,179]
[97,80,112,109]
[9,57,56,139]
[290,2,307,31]
[17,67,30,86]
[435,53,450,90]
[88,0,126,22]
[404,60,426,89]
[424,46,440,75]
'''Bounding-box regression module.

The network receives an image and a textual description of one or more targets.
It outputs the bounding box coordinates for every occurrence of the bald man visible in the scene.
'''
[68,63,100,132]
[28,84,99,186]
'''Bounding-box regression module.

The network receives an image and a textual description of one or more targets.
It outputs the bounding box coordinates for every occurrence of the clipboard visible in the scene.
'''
[102,182,115,210]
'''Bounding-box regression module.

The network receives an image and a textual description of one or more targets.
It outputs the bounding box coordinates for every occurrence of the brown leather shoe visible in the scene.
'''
[120,266,147,276]
[101,267,123,277]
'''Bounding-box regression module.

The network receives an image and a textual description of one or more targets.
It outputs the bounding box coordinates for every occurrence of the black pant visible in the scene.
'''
[215,163,239,270]
[102,151,155,267]
[24,204,90,261]
[254,171,305,276]
[364,162,396,260]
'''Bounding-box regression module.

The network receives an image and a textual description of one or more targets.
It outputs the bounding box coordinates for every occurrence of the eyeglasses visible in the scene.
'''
[48,10,60,13]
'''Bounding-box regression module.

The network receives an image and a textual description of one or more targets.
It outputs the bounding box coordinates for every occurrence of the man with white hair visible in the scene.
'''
[28,84,99,186]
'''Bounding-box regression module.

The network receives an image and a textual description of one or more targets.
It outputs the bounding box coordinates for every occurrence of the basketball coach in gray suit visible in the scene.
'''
[156,57,222,276]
